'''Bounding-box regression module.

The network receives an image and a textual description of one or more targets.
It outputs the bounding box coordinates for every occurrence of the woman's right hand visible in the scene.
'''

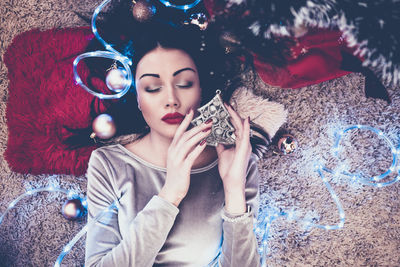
[158,109,213,207]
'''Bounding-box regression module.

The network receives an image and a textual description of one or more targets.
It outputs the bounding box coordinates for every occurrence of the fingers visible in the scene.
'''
[242,116,251,144]
[224,104,244,138]
[186,136,209,165]
[180,117,213,144]
[224,103,251,156]
[171,109,195,146]
[181,127,212,154]
[170,112,212,165]
[173,109,193,140]
[172,109,213,146]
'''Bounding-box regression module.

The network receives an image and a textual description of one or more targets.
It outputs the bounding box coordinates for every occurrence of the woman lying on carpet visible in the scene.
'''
[80,3,274,266]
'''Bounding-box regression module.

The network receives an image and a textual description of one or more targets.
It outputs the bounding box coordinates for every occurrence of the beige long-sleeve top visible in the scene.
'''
[85,144,260,267]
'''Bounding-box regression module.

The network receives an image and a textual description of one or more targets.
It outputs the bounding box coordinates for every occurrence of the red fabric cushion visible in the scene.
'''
[4,27,98,176]
[254,28,353,88]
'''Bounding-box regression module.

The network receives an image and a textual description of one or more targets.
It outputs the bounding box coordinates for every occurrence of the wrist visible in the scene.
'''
[223,183,245,196]
[158,186,184,207]
[223,188,246,214]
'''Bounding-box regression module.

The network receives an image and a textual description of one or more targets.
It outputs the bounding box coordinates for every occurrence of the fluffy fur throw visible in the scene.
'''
[231,87,287,138]
[4,27,97,176]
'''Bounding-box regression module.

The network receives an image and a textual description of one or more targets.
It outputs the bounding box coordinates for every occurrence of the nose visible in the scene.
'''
[165,85,180,108]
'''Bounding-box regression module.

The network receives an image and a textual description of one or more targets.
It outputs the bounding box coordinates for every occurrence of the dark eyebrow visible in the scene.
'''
[139,68,195,80]
[173,68,196,77]
[139,73,160,80]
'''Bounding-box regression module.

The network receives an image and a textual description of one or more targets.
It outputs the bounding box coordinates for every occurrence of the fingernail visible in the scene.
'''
[205,118,213,124]
[187,109,192,115]
[202,127,212,132]
[200,139,207,146]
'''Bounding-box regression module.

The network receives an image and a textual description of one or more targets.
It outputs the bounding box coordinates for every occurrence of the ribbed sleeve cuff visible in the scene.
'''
[221,206,253,223]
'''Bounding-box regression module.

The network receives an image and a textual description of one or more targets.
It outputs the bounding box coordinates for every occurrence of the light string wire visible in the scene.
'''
[0,186,80,225]
[91,0,129,60]
[73,0,133,100]
[158,0,201,10]
[54,201,118,267]
[255,125,400,266]
[73,51,132,99]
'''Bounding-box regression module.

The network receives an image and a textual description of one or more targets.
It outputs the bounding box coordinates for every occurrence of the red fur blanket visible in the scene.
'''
[4,26,351,176]
[4,27,97,176]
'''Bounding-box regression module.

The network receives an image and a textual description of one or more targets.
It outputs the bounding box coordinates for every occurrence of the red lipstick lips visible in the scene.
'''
[162,112,184,124]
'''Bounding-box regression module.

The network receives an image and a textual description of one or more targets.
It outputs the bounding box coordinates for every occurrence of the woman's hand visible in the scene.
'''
[216,104,252,214]
[158,109,212,207]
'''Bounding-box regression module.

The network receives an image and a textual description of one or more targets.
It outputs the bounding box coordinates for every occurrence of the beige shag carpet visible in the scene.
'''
[1,0,399,266]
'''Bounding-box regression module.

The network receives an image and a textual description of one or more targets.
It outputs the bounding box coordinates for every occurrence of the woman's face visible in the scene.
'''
[135,47,202,139]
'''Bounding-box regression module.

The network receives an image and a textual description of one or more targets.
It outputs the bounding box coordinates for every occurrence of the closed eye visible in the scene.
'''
[145,87,161,93]
[176,81,193,89]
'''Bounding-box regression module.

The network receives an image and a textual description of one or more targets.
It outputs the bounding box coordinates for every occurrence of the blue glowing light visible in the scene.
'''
[0,186,73,225]
[0,185,87,266]
[255,125,400,265]
[74,0,133,100]
[330,125,399,187]
[73,51,133,99]
[54,201,118,267]
[158,0,201,10]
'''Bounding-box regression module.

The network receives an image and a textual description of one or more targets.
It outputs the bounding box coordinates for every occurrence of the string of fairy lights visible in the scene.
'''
[254,125,400,266]
[0,124,398,266]
[3,0,400,266]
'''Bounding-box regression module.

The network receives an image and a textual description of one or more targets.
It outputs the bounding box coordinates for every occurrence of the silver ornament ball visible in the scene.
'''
[62,198,85,221]
[105,68,128,93]
[278,134,298,155]
[132,0,156,22]
[92,114,117,139]
[189,13,208,31]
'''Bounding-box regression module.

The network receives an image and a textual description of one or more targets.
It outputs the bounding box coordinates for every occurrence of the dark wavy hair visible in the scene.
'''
[66,0,271,157]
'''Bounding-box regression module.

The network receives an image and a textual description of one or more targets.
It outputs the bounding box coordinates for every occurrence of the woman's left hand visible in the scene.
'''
[216,104,252,214]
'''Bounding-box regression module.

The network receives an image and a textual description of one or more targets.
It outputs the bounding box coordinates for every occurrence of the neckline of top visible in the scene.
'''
[116,144,219,173]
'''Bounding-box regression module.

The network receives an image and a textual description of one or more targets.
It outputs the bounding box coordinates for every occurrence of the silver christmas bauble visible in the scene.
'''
[189,13,208,31]
[132,0,156,22]
[62,198,85,220]
[105,68,128,93]
[277,134,298,155]
[92,114,117,139]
